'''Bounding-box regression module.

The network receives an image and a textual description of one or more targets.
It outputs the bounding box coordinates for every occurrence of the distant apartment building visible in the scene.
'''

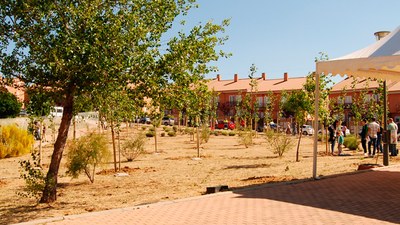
[329,77,400,131]
[207,72,307,123]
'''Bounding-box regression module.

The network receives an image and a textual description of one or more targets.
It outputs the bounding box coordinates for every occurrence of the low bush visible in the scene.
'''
[141,126,147,131]
[122,132,146,161]
[343,134,357,150]
[184,127,194,135]
[238,129,253,148]
[229,131,236,136]
[0,124,34,159]
[146,131,155,137]
[168,131,176,137]
[161,132,166,137]
[66,133,111,183]
[200,124,210,143]
[265,130,294,157]
[18,150,47,200]
[172,126,178,132]
[162,126,170,132]
[149,127,155,132]
[221,130,229,136]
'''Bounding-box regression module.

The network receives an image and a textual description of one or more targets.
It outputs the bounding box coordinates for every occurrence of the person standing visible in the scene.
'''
[286,122,292,135]
[341,123,348,137]
[360,119,368,156]
[328,120,339,155]
[388,118,398,156]
[337,131,344,155]
[376,122,383,153]
[368,118,380,157]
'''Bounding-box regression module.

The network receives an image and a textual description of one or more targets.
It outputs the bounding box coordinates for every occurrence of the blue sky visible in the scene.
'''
[176,0,400,83]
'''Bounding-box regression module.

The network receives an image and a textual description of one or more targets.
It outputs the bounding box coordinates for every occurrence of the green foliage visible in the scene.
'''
[161,132,166,137]
[305,53,333,125]
[238,129,253,148]
[26,89,53,117]
[200,124,210,143]
[146,132,155,137]
[265,130,294,157]
[167,131,176,137]
[141,126,147,131]
[343,135,357,150]
[0,91,21,118]
[228,131,236,136]
[163,126,171,132]
[66,133,110,183]
[121,132,146,162]
[18,151,47,200]
[184,127,194,135]
[1,0,229,202]
[0,124,34,159]
[172,126,178,132]
[149,127,155,132]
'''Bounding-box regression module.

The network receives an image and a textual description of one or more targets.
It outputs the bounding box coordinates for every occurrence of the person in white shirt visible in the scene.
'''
[367,118,380,156]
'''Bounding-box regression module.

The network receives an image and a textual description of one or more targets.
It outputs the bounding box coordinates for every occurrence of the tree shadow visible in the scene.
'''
[232,169,400,224]
[224,163,272,169]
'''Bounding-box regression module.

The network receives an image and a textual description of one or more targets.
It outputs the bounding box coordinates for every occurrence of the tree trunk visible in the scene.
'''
[154,127,158,153]
[40,93,74,203]
[296,132,302,162]
[73,116,76,140]
[111,121,117,172]
[118,130,121,171]
[196,117,200,158]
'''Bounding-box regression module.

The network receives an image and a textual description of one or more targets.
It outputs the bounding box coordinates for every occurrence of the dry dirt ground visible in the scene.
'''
[1,117,399,225]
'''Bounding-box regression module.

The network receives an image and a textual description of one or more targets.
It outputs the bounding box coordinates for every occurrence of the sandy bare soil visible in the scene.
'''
[1,117,398,225]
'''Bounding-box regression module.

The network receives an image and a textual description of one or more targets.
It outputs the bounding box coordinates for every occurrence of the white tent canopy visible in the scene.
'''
[317,25,400,81]
[313,25,400,178]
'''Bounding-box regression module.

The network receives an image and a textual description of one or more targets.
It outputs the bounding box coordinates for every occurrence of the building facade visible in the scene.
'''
[207,72,307,127]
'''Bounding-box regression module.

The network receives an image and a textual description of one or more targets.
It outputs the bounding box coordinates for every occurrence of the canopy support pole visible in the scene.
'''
[383,80,389,166]
[313,71,320,179]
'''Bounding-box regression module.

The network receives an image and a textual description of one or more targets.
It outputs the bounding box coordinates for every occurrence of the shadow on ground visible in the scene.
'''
[233,169,400,224]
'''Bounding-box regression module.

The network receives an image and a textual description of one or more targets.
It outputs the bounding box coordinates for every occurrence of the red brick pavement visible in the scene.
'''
[15,165,400,225]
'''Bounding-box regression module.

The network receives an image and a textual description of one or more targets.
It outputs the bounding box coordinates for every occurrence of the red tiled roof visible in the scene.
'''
[207,74,307,93]
[331,77,400,93]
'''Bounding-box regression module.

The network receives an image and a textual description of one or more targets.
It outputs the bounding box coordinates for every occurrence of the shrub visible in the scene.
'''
[0,124,34,159]
[121,132,146,161]
[149,126,155,132]
[265,130,294,157]
[172,126,178,132]
[162,126,170,132]
[221,130,229,136]
[66,133,110,183]
[18,150,47,200]
[184,127,194,135]
[141,126,147,131]
[229,131,236,136]
[200,124,210,143]
[161,132,166,137]
[146,131,155,137]
[0,91,22,118]
[238,129,253,148]
[343,134,357,150]
[168,131,176,137]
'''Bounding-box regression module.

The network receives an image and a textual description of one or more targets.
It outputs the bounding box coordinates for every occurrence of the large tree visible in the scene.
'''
[1,0,228,203]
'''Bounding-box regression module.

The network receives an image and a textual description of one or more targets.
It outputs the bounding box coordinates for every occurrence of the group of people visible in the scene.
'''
[328,120,345,156]
[360,117,398,157]
[328,117,399,157]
